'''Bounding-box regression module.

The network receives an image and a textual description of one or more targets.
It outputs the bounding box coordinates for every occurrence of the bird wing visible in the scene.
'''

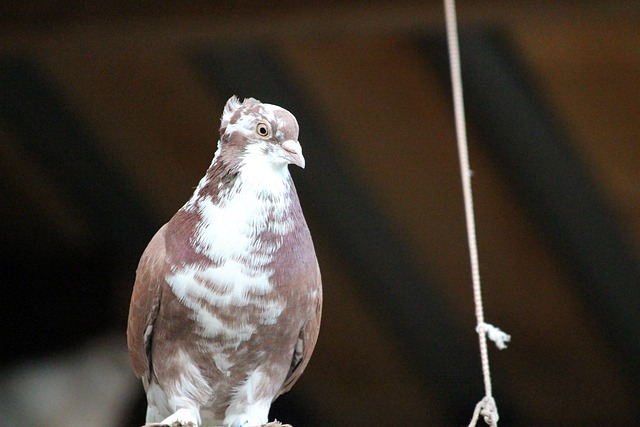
[127,223,168,380]
[278,262,323,396]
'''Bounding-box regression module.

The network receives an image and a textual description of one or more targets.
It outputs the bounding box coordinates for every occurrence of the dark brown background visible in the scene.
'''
[1,1,639,425]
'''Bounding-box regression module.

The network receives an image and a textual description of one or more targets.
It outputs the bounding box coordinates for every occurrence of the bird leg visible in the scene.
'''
[143,408,199,427]
[143,423,195,427]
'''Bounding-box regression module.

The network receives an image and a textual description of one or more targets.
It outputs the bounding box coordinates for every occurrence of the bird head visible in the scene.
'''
[218,96,305,170]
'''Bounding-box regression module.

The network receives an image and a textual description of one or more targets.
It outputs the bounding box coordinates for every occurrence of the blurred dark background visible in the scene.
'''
[1,1,639,425]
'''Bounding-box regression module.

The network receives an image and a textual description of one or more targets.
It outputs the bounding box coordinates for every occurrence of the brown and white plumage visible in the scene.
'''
[127,96,322,427]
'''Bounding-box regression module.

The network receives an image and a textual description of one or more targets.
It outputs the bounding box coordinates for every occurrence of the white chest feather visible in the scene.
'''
[166,160,294,351]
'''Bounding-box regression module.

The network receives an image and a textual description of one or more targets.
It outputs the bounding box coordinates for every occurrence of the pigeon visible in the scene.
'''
[127,96,322,427]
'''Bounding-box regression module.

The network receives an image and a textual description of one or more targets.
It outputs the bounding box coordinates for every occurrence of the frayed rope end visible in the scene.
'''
[477,322,511,350]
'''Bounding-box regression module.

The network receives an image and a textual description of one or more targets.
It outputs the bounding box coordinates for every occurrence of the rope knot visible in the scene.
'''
[468,396,499,427]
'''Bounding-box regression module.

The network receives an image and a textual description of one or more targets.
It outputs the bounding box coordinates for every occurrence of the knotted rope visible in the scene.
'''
[442,1,511,425]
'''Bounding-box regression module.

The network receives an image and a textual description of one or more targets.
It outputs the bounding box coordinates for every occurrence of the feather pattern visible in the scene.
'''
[127,96,322,427]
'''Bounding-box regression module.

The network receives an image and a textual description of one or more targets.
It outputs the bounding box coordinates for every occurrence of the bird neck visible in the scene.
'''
[189,149,293,205]
[180,156,298,266]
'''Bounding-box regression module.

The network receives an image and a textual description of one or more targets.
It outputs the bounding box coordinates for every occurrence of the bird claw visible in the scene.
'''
[263,421,292,427]
[142,422,195,427]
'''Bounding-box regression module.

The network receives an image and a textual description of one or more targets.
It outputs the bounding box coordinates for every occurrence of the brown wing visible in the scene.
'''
[126,224,169,380]
[278,262,323,396]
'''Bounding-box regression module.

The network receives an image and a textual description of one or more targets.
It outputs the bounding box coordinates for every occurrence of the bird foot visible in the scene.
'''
[143,423,195,427]
[264,421,292,427]
[143,422,288,427]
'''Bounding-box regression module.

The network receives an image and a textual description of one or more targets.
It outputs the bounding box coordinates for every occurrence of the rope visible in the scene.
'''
[468,396,500,427]
[442,0,510,425]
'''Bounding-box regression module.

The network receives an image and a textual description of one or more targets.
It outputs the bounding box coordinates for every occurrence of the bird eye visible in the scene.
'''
[256,121,270,137]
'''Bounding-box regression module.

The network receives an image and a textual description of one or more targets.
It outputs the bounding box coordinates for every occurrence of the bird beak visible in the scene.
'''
[281,139,306,169]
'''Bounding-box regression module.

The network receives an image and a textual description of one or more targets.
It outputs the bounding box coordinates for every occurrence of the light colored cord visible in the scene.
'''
[442,0,509,425]
[468,396,500,427]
